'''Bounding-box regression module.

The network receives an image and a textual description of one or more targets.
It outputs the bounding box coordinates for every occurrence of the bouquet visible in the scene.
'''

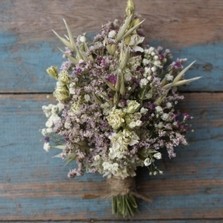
[41,0,200,217]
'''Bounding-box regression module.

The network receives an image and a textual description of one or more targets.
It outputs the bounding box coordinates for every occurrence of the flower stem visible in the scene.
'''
[112,194,138,217]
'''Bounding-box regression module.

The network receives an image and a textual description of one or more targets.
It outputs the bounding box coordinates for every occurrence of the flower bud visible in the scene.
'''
[54,84,70,102]
[126,0,135,16]
[58,70,70,84]
[46,66,58,79]
[106,44,116,55]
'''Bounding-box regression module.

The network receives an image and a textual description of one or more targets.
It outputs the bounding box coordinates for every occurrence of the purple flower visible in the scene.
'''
[107,74,117,85]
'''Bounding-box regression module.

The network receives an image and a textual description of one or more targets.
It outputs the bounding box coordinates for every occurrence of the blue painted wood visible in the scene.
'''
[0,94,222,220]
[0,31,222,92]
[0,0,223,221]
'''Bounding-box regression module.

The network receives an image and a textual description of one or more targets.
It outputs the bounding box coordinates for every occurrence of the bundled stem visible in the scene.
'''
[107,177,151,217]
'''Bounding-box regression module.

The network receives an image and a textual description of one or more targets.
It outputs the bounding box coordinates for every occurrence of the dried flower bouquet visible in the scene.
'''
[42,0,200,217]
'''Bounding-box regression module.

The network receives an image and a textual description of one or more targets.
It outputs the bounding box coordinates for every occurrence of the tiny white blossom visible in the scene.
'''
[153,152,162,160]
[79,35,86,42]
[64,120,72,129]
[145,92,152,99]
[94,155,100,161]
[148,47,155,53]
[144,158,152,166]
[84,94,91,102]
[41,128,48,136]
[166,73,174,81]
[45,118,54,128]
[129,120,142,128]
[151,66,157,72]
[173,121,178,126]
[157,122,164,128]
[43,142,51,152]
[161,113,169,121]
[154,55,159,60]
[154,60,161,67]
[166,102,172,108]
[108,30,116,38]
[155,106,163,113]
[140,107,148,114]
[143,59,150,65]
[144,67,151,75]
[147,75,152,81]
[140,78,149,88]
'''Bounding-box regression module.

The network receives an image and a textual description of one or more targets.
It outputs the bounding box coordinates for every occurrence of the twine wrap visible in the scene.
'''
[107,177,136,196]
[83,177,151,202]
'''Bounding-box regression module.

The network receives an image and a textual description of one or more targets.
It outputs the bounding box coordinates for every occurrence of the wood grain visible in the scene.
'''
[0,0,222,221]
[0,93,222,221]
[0,0,222,93]
[1,0,223,46]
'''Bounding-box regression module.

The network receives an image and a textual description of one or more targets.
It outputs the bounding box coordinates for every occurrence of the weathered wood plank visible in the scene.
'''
[1,0,223,46]
[11,221,223,223]
[0,93,222,220]
[0,0,222,92]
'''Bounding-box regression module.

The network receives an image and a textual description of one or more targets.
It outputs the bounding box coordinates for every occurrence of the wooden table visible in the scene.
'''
[0,0,222,222]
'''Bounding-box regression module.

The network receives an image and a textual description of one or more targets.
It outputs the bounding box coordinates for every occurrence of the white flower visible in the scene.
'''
[155,106,163,113]
[94,155,100,161]
[125,100,140,114]
[142,59,150,65]
[144,67,151,75]
[109,132,128,159]
[144,158,152,166]
[151,66,157,72]
[64,120,72,129]
[157,122,164,129]
[166,73,174,81]
[43,142,51,152]
[147,75,152,81]
[124,70,132,81]
[45,118,54,128]
[166,102,172,108]
[154,60,161,67]
[84,94,90,102]
[123,129,139,146]
[140,78,149,88]
[145,92,152,99]
[154,55,159,60]
[140,107,148,114]
[41,128,48,136]
[107,108,125,129]
[153,152,162,160]
[109,130,139,159]
[133,46,144,52]
[46,114,61,128]
[161,113,169,121]
[128,120,142,129]
[148,47,155,53]
[108,30,116,38]
[102,162,119,176]
[79,35,86,43]
[42,104,53,118]
[57,103,64,111]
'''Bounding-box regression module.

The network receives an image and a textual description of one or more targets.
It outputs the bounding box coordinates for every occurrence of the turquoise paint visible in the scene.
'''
[0,32,60,92]
[0,32,223,92]
[173,43,223,92]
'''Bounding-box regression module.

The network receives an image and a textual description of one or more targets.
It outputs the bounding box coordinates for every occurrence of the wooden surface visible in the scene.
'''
[0,0,223,222]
